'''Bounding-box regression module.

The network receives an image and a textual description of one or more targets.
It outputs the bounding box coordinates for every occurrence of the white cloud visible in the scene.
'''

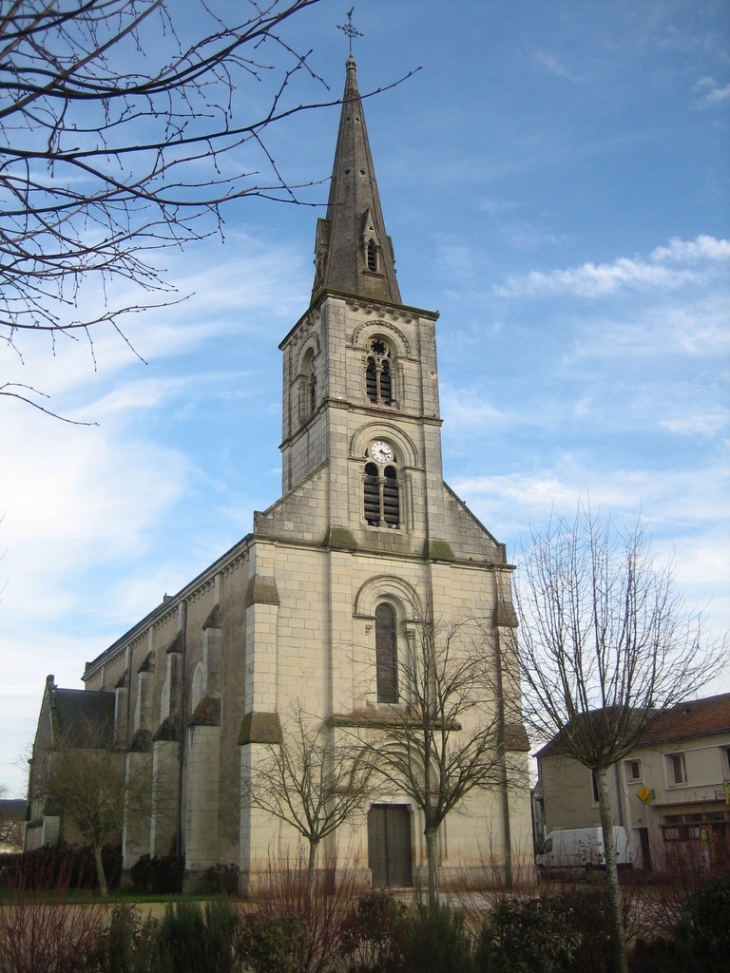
[453,463,730,540]
[495,235,729,298]
[533,51,578,82]
[650,235,730,263]
[659,409,730,437]
[441,387,507,431]
[693,76,730,106]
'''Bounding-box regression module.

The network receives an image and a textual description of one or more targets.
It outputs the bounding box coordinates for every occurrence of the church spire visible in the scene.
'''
[311,56,401,305]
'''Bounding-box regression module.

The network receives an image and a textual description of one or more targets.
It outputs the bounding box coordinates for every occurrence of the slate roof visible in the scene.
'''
[0,799,27,823]
[51,687,115,748]
[311,55,401,306]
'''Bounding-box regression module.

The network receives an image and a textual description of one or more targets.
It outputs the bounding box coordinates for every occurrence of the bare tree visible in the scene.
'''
[37,719,152,896]
[513,505,727,973]
[361,615,523,909]
[0,784,25,851]
[0,2,413,419]
[244,703,373,903]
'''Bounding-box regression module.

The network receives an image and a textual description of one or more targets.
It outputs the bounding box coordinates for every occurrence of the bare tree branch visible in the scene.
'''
[511,503,728,973]
[354,611,524,908]
[243,702,373,903]
[33,716,156,896]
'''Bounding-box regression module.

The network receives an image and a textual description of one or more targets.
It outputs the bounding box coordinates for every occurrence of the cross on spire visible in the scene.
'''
[338,7,363,54]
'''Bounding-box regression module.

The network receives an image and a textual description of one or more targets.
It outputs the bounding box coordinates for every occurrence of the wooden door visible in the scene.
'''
[368,804,412,888]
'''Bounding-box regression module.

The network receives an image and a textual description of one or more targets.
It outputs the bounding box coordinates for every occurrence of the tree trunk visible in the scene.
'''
[306,838,319,907]
[595,768,628,973]
[425,826,439,910]
[93,840,108,898]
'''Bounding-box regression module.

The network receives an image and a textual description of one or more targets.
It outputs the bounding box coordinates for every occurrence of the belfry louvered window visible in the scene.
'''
[375,603,398,703]
[363,443,400,528]
[364,463,381,525]
[367,240,378,272]
[366,338,393,406]
[383,467,398,526]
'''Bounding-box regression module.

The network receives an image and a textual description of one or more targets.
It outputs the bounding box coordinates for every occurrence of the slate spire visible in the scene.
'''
[311,56,401,305]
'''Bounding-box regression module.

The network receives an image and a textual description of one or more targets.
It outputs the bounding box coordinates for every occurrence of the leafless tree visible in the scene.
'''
[244,702,373,904]
[361,614,524,909]
[513,504,727,973]
[0,784,25,851]
[36,719,153,896]
[0,2,415,419]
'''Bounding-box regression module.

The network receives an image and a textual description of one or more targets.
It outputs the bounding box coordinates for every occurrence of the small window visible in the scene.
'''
[725,747,730,775]
[625,759,642,783]
[591,771,600,804]
[667,753,687,785]
[367,240,378,272]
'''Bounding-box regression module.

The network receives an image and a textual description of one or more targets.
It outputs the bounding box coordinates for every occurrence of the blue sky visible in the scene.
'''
[1,0,728,797]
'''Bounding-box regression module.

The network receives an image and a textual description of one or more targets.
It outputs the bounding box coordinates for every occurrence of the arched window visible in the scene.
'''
[365,338,393,406]
[364,463,381,525]
[363,442,400,528]
[300,349,317,424]
[375,603,398,703]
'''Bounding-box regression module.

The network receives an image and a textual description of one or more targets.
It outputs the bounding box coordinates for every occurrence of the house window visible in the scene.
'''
[625,759,642,783]
[591,771,600,804]
[363,442,400,528]
[375,604,398,703]
[667,752,688,785]
[365,339,394,406]
[725,747,730,775]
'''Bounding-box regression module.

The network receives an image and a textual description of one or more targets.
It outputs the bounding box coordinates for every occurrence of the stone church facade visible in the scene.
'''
[29,57,531,892]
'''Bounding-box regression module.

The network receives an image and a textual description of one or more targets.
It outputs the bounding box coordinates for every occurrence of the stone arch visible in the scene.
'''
[353,575,422,622]
[295,334,321,424]
[351,423,419,469]
[352,319,411,358]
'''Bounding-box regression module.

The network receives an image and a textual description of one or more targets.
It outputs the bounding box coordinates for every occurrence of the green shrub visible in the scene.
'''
[403,902,476,973]
[476,895,576,973]
[200,862,240,896]
[0,843,121,891]
[129,853,184,894]
[151,899,239,973]
[340,893,408,972]
[476,887,617,973]
[85,904,158,973]
[629,875,730,973]
[235,912,302,973]
[686,873,730,968]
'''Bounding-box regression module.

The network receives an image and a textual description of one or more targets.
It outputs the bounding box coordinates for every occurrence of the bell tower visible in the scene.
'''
[278,56,457,561]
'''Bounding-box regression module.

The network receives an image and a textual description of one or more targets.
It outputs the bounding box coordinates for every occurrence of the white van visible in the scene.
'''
[536,827,631,874]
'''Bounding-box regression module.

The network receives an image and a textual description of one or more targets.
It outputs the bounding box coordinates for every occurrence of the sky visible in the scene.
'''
[1,0,729,797]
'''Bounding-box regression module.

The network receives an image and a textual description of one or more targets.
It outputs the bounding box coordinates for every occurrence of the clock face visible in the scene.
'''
[370,440,394,464]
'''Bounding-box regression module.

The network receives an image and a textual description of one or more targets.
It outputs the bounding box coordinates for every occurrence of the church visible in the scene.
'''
[27,56,532,893]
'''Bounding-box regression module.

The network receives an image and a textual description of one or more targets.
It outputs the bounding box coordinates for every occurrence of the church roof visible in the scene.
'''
[311,56,401,305]
[49,684,115,748]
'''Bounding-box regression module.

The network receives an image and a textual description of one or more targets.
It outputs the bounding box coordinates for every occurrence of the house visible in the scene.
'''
[536,693,730,871]
[26,55,532,893]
